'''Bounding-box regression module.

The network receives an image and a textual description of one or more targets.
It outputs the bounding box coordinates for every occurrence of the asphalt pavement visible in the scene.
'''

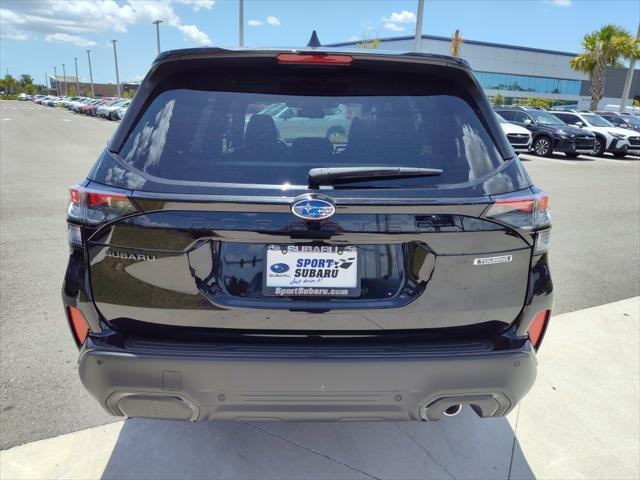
[1,100,639,452]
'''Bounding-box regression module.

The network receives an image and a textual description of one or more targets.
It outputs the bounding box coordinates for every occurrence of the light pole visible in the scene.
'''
[111,40,121,97]
[414,0,425,51]
[153,20,162,55]
[53,66,59,95]
[86,50,95,97]
[620,23,640,113]
[239,0,244,47]
[74,57,80,95]
[62,63,68,95]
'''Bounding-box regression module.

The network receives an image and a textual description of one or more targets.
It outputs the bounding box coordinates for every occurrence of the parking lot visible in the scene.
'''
[1,100,639,479]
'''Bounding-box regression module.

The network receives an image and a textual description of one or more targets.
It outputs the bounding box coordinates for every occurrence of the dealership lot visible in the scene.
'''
[1,101,639,478]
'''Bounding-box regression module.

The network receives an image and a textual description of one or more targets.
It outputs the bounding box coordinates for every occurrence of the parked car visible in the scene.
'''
[551,110,638,157]
[495,113,532,153]
[257,103,351,143]
[106,100,130,120]
[596,111,640,133]
[64,46,552,423]
[96,99,126,118]
[495,106,595,157]
[17,93,29,101]
[114,103,129,120]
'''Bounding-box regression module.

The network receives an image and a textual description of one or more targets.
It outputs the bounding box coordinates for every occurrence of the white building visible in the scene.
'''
[330,35,640,110]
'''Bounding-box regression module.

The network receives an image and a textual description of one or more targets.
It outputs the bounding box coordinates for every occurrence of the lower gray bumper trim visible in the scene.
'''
[79,340,537,422]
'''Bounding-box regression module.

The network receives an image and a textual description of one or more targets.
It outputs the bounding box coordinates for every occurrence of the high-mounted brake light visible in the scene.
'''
[277,53,353,65]
[68,185,137,225]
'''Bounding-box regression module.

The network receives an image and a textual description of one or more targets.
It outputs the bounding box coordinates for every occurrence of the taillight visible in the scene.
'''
[484,191,551,254]
[276,53,353,65]
[528,309,550,351]
[68,185,137,225]
[67,306,90,345]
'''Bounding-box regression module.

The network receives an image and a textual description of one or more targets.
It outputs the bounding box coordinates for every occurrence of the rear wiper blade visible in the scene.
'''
[308,166,443,187]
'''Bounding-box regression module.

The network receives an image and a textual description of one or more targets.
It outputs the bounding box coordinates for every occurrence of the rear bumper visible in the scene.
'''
[78,336,537,422]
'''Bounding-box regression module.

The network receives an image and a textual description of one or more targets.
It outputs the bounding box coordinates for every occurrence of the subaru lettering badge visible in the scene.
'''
[291,198,335,220]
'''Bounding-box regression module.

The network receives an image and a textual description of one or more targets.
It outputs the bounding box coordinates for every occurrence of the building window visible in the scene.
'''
[475,72,581,95]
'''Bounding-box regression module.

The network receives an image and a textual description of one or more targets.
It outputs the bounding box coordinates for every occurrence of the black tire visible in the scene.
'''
[326,126,346,143]
[565,152,579,158]
[533,136,552,157]
[593,137,605,156]
[613,150,627,158]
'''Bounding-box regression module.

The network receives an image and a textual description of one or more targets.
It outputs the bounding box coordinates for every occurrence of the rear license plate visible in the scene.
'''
[263,245,360,297]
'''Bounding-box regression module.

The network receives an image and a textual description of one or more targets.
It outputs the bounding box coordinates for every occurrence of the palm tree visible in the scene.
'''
[570,24,640,110]
[451,29,464,57]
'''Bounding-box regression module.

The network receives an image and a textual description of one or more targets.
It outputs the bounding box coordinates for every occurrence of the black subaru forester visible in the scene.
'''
[63,46,553,422]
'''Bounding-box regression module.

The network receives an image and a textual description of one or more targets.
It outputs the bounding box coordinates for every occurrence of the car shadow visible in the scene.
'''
[100,408,535,479]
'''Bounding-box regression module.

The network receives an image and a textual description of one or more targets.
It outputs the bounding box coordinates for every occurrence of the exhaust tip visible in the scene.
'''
[443,404,462,417]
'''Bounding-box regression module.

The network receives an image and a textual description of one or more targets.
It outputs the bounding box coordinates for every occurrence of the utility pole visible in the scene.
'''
[62,63,68,95]
[44,72,48,92]
[53,66,59,95]
[111,40,121,97]
[86,50,95,97]
[74,57,80,95]
[239,0,244,47]
[620,23,640,113]
[414,0,425,51]
[153,20,162,55]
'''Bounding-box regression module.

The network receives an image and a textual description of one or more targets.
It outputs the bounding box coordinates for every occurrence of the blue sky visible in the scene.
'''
[1,0,638,86]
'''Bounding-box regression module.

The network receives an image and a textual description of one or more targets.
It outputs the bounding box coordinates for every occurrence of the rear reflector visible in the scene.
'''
[277,53,353,65]
[67,306,89,345]
[528,309,550,351]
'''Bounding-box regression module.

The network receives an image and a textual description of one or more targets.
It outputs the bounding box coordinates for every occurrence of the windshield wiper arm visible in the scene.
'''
[308,166,443,187]
[309,167,442,187]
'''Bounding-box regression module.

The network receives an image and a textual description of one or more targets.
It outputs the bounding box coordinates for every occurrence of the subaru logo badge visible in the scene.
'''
[291,197,335,221]
[270,263,290,273]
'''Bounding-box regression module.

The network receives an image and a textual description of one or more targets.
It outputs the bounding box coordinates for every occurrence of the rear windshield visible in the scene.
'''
[119,72,503,189]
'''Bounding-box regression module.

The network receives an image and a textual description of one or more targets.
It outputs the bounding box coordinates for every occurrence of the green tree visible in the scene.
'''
[356,37,381,49]
[519,97,551,109]
[633,99,640,107]
[1,74,17,94]
[492,93,505,106]
[68,86,77,96]
[570,24,640,111]
[18,74,33,88]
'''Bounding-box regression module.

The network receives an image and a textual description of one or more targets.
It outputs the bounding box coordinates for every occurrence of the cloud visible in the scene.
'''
[45,32,97,46]
[0,1,211,45]
[175,0,214,10]
[266,15,281,26]
[543,0,572,5]
[175,23,210,45]
[349,35,360,41]
[247,19,262,27]
[383,22,404,32]
[382,10,416,23]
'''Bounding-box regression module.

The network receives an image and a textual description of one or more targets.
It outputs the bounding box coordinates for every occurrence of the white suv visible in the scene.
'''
[551,110,640,157]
